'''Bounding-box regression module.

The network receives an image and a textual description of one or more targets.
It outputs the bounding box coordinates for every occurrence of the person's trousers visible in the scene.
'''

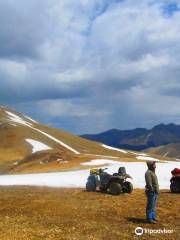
[146,191,158,220]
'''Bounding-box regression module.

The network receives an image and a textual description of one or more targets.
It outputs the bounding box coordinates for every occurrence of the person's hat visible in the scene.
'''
[146,161,156,167]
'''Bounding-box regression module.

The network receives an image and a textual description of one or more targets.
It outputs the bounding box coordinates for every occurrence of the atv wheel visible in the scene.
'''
[123,181,133,193]
[86,180,96,192]
[170,181,180,193]
[109,182,122,195]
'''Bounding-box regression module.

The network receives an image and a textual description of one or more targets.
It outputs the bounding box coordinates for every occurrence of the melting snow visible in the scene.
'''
[136,156,160,161]
[57,159,63,162]
[84,154,119,159]
[24,115,38,124]
[12,162,19,166]
[56,159,69,164]
[6,110,80,154]
[101,144,127,153]
[0,160,179,189]
[26,139,52,153]
[129,151,148,156]
[29,127,80,154]
[81,159,119,166]
[6,111,32,127]
[163,152,169,157]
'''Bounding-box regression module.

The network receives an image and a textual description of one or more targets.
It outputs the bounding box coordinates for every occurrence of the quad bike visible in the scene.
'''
[86,167,133,195]
[170,168,180,193]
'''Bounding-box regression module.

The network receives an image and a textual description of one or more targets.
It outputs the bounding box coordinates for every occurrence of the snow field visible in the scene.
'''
[0,159,179,189]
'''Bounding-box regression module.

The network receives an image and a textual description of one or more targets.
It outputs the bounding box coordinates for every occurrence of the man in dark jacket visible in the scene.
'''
[145,161,159,224]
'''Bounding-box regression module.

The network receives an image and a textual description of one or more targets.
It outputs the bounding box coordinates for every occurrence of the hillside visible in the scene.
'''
[0,106,169,174]
[81,124,180,153]
[147,142,180,159]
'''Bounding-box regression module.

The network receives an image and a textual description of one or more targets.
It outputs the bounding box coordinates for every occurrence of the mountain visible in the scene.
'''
[81,123,180,152]
[147,142,180,159]
[1,105,166,174]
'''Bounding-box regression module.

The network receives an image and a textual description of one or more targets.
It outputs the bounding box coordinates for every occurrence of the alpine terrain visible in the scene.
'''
[81,124,180,158]
[0,105,167,174]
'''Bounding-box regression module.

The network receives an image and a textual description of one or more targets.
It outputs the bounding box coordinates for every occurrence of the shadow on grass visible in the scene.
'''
[126,217,147,224]
[82,189,108,195]
[82,189,126,196]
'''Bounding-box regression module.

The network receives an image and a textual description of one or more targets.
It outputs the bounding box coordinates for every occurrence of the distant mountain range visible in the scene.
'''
[81,124,180,158]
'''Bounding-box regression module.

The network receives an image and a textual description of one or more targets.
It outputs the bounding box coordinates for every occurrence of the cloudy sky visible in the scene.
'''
[1,0,180,134]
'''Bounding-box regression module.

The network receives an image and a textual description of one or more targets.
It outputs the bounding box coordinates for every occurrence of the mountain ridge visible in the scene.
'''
[81,123,180,156]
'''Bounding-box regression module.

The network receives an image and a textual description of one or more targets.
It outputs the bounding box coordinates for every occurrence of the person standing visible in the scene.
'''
[145,161,159,224]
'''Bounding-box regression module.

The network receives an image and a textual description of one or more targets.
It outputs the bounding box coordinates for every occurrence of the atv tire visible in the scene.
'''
[86,174,98,192]
[109,182,122,195]
[123,181,133,193]
[86,180,96,192]
[170,181,180,193]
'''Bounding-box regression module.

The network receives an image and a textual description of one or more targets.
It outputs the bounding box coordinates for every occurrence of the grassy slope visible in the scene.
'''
[0,106,173,174]
[0,187,179,240]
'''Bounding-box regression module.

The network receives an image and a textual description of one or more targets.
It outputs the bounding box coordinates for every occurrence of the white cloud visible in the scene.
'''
[1,0,180,132]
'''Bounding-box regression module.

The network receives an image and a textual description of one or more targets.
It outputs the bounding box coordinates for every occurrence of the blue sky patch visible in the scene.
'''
[162,2,180,17]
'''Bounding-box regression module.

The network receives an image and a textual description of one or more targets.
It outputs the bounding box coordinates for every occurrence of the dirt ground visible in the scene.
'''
[0,187,179,240]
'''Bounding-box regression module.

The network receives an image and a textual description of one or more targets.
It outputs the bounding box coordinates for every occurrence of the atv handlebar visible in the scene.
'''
[99,168,108,172]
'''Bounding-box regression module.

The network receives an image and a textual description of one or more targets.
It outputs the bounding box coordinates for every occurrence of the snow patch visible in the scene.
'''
[163,152,169,157]
[81,159,119,166]
[0,170,89,188]
[0,160,179,189]
[6,111,32,127]
[6,111,80,154]
[24,115,39,124]
[57,159,69,164]
[56,159,63,162]
[84,154,119,159]
[26,139,52,153]
[101,144,127,153]
[29,127,80,154]
[136,156,161,161]
[12,162,18,166]
[129,151,147,156]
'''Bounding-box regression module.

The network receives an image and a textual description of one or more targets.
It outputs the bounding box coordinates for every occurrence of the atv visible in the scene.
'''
[86,167,133,195]
[170,168,180,193]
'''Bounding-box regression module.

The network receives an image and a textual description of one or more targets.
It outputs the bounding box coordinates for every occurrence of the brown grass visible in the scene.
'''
[0,107,175,174]
[0,187,179,240]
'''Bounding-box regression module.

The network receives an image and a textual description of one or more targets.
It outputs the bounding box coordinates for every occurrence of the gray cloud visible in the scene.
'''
[0,0,53,59]
[1,0,180,133]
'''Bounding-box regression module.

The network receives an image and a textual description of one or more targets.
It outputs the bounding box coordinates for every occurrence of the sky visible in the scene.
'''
[1,0,180,134]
